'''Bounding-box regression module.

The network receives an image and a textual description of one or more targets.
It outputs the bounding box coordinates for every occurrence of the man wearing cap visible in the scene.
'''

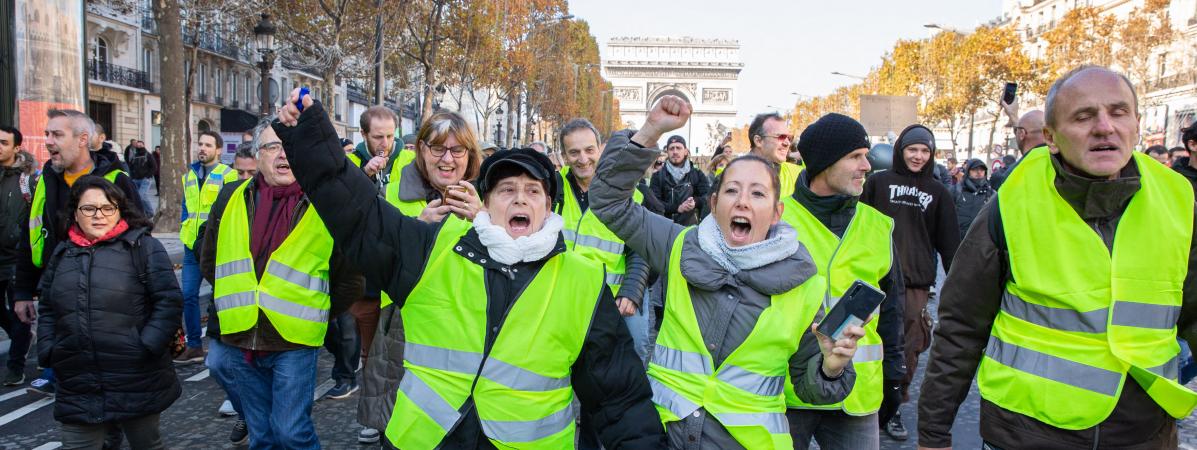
[272,91,664,449]
[781,113,906,450]
[749,112,805,197]
[860,123,959,440]
[650,135,710,226]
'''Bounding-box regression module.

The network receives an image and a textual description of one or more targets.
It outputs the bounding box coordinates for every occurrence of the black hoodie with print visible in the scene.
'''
[860,124,960,288]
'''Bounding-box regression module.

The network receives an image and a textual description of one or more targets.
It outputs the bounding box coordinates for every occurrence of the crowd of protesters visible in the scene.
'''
[0,62,1195,450]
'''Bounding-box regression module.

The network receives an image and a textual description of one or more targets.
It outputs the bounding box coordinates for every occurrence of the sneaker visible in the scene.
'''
[173,346,206,365]
[358,427,380,444]
[27,377,54,397]
[884,412,909,441]
[2,370,24,386]
[325,380,359,399]
[229,419,249,445]
[218,399,236,417]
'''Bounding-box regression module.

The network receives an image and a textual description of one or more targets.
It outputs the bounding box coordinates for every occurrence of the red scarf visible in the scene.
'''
[69,220,129,247]
[250,175,305,278]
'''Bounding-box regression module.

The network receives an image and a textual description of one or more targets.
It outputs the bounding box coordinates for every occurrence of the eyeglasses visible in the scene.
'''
[78,204,118,217]
[258,142,283,153]
[763,134,794,142]
[427,144,469,158]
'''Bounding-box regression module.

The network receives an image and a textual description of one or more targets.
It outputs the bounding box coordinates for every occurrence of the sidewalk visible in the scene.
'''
[153,231,184,266]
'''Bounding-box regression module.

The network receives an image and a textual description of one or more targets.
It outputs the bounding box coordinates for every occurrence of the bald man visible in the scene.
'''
[991,110,1047,190]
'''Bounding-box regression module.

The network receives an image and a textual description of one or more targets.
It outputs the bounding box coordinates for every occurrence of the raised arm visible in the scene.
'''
[590,96,692,273]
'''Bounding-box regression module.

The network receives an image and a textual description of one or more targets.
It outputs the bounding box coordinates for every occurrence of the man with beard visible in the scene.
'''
[14,109,144,396]
[650,135,710,226]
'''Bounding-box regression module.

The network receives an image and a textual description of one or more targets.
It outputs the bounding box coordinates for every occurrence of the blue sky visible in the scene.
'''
[567,0,1003,125]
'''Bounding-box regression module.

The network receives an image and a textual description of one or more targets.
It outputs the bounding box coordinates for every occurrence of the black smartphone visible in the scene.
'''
[1002,82,1018,105]
[816,280,886,340]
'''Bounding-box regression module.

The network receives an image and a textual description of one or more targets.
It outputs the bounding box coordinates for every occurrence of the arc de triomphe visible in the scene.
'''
[602,37,742,156]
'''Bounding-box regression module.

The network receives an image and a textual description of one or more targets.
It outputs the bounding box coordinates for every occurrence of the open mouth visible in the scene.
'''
[729,216,752,240]
[437,165,455,178]
[276,162,291,172]
[509,214,531,233]
[1090,144,1119,152]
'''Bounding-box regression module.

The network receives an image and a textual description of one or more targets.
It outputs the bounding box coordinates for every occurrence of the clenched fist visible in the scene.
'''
[632,95,692,148]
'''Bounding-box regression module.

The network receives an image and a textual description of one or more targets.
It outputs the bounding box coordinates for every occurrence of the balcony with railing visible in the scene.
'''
[141,8,157,34]
[183,29,243,60]
[1147,70,1197,93]
[88,59,153,91]
[347,85,369,105]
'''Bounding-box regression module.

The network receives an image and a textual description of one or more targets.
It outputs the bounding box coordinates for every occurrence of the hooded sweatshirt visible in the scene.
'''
[860,124,961,288]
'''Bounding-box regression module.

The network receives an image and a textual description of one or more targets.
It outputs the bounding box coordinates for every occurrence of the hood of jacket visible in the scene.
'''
[892,124,936,179]
[962,158,990,193]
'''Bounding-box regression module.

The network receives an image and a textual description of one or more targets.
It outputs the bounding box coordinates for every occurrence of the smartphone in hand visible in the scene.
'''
[816,280,885,340]
[1002,82,1018,105]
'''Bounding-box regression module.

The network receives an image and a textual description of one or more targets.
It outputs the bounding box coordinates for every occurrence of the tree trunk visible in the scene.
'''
[505,93,516,148]
[419,0,447,121]
[525,89,535,144]
[153,0,186,232]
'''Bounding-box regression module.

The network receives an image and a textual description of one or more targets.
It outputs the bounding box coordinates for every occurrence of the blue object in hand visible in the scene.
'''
[296,86,310,113]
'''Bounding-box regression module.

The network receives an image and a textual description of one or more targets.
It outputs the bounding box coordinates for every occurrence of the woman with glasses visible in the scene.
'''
[386,111,484,223]
[38,176,182,449]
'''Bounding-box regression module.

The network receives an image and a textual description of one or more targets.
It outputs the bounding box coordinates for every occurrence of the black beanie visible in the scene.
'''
[796,113,871,181]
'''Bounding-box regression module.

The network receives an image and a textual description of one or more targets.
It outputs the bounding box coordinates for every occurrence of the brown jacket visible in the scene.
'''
[918,153,1197,449]
[199,178,363,351]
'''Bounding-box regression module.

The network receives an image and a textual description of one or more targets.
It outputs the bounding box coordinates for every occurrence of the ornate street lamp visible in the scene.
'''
[254,13,277,116]
[494,105,504,144]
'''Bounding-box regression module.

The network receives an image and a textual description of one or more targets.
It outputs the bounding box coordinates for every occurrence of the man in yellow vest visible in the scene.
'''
[273,91,665,449]
[177,130,236,364]
[14,109,143,396]
[781,113,907,450]
[918,65,1197,449]
[199,117,362,449]
[749,112,804,197]
[555,118,653,357]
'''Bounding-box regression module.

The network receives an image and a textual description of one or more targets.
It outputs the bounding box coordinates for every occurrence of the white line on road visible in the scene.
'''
[0,397,53,427]
[31,442,62,450]
[0,389,26,403]
[185,369,210,382]
[313,379,336,401]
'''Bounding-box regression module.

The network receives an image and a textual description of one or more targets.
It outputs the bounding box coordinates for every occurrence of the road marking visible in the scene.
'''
[185,369,210,382]
[0,389,26,403]
[313,379,336,401]
[0,397,53,427]
[31,442,61,450]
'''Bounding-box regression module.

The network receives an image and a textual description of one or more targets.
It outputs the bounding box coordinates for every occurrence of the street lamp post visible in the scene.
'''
[830,71,866,81]
[494,106,504,144]
[254,13,277,116]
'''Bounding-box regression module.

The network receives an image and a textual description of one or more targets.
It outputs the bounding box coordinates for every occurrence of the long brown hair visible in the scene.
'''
[414,111,482,188]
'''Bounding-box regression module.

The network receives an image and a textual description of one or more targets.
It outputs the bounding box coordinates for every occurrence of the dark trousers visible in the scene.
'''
[901,287,932,401]
[60,413,163,450]
[0,279,31,373]
[323,311,360,383]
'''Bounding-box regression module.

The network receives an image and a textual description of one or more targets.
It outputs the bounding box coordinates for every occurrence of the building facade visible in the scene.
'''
[603,37,742,156]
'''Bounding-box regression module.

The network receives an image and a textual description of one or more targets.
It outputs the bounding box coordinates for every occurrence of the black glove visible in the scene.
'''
[878,378,904,427]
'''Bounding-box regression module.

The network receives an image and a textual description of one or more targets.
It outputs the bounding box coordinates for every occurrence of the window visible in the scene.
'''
[93,36,109,65]
[1159,52,1168,79]
[143,48,153,76]
[216,68,224,98]
[200,64,207,94]
[233,72,239,101]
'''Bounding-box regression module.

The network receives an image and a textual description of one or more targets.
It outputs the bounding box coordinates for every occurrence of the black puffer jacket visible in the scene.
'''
[951,158,993,237]
[37,226,182,424]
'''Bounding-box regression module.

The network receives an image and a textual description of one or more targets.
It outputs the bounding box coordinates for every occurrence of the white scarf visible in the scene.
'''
[696,214,800,274]
[666,159,691,183]
[473,211,564,265]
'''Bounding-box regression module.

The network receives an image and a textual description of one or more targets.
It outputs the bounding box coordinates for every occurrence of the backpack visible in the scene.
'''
[128,149,156,179]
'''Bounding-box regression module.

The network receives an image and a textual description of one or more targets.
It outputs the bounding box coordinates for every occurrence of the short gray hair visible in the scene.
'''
[47,109,96,141]
[1045,65,1138,128]
[558,118,600,152]
[249,115,279,158]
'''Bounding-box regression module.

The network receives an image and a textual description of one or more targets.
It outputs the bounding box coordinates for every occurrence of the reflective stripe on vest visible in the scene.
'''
[29,169,123,267]
[558,167,642,294]
[978,148,1197,429]
[385,216,604,449]
[181,164,234,249]
[780,197,894,415]
[647,228,821,449]
[211,181,335,347]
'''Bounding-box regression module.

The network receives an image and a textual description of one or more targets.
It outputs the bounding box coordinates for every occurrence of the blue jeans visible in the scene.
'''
[227,347,320,450]
[181,248,202,348]
[131,177,154,216]
[786,410,879,450]
[205,339,244,416]
[623,299,650,361]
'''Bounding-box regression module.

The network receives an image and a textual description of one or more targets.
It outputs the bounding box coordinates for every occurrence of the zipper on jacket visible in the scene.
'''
[84,247,105,422]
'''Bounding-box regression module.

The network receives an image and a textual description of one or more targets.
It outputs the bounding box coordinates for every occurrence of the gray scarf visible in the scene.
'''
[666,159,691,183]
[696,214,800,274]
